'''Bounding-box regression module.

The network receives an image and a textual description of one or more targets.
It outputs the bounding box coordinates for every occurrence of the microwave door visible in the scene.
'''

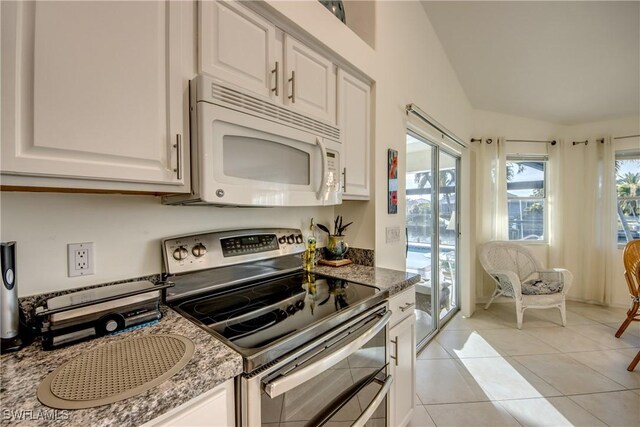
[197,104,327,206]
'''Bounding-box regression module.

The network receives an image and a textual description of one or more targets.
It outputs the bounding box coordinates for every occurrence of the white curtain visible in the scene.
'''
[475,137,508,297]
[476,137,508,241]
[548,138,567,275]
[551,137,617,304]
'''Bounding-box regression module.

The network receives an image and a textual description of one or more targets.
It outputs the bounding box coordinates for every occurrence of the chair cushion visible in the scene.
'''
[522,279,563,295]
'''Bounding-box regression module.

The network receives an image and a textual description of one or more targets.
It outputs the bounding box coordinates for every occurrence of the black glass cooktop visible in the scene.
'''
[172,272,380,349]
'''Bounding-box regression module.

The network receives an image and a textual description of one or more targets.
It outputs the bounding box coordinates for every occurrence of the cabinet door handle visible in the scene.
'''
[173,134,182,180]
[272,62,279,96]
[400,302,415,312]
[342,168,346,192]
[288,71,296,103]
[390,338,398,366]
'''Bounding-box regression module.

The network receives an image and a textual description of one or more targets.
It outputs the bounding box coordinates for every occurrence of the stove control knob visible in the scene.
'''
[192,243,207,258]
[276,309,287,320]
[172,246,188,261]
[286,234,295,244]
[278,236,287,244]
[286,304,297,315]
[295,300,305,310]
[295,234,303,244]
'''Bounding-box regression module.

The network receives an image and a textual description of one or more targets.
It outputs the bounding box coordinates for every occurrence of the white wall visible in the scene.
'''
[372,1,473,271]
[473,110,562,140]
[0,192,334,296]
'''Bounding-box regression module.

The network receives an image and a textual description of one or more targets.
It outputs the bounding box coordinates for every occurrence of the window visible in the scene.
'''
[616,150,640,245]
[506,156,547,241]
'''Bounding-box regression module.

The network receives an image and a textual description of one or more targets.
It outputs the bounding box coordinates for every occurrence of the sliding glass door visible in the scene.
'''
[406,133,437,344]
[438,150,459,323]
[405,131,460,349]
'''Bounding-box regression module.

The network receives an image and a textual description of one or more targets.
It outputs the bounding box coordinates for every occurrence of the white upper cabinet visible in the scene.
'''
[283,35,336,124]
[1,1,189,192]
[338,70,371,199]
[198,1,337,126]
[199,0,277,99]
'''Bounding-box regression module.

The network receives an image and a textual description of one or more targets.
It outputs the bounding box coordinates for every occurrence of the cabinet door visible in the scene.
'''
[390,313,417,427]
[1,1,186,190]
[143,379,235,427]
[338,70,370,199]
[200,0,277,99]
[284,35,336,124]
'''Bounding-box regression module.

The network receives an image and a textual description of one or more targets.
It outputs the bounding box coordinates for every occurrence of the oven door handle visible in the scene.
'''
[263,310,392,398]
[352,374,394,427]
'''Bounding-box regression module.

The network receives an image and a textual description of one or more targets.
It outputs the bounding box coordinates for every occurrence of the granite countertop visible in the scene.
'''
[312,264,421,295]
[0,307,243,427]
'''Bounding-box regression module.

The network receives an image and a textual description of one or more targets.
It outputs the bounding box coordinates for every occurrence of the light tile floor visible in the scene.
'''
[410,301,640,427]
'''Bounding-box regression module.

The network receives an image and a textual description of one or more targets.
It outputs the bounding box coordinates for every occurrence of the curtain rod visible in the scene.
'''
[573,138,606,146]
[506,139,557,145]
[614,134,640,140]
[406,104,467,149]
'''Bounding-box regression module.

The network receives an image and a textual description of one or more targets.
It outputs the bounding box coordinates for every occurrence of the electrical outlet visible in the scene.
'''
[68,242,95,277]
[386,227,402,243]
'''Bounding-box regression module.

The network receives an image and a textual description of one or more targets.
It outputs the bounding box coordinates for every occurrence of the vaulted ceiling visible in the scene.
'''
[421,1,640,125]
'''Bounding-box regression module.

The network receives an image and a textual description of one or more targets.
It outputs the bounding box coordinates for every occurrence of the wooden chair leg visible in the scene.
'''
[627,351,640,372]
[615,301,639,338]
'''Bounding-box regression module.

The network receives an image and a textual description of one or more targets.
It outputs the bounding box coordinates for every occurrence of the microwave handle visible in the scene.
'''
[316,138,328,200]
[263,310,391,398]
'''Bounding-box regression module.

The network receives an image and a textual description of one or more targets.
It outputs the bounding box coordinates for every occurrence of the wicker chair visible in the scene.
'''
[615,239,640,371]
[479,241,574,329]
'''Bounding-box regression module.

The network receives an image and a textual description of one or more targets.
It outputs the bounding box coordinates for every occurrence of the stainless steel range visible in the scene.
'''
[162,228,392,427]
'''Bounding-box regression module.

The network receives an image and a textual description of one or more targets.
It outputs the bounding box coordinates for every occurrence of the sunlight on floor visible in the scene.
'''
[453,332,572,425]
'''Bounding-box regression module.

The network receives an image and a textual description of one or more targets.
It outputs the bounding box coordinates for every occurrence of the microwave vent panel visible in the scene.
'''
[210,82,341,142]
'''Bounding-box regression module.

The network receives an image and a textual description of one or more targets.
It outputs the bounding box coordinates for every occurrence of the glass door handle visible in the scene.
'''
[405,227,409,257]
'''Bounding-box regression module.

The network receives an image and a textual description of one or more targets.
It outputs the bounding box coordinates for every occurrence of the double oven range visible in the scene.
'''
[162,228,392,427]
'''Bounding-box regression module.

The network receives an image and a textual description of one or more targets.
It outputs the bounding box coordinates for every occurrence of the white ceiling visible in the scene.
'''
[421,1,640,125]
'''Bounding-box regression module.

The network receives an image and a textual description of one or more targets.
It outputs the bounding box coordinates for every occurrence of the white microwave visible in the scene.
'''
[164,75,342,207]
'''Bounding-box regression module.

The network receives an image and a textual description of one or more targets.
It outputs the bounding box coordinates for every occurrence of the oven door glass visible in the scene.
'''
[259,309,390,427]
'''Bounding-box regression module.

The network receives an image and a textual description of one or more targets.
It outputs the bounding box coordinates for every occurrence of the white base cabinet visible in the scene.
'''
[1,0,191,193]
[143,379,235,427]
[389,287,417,427]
